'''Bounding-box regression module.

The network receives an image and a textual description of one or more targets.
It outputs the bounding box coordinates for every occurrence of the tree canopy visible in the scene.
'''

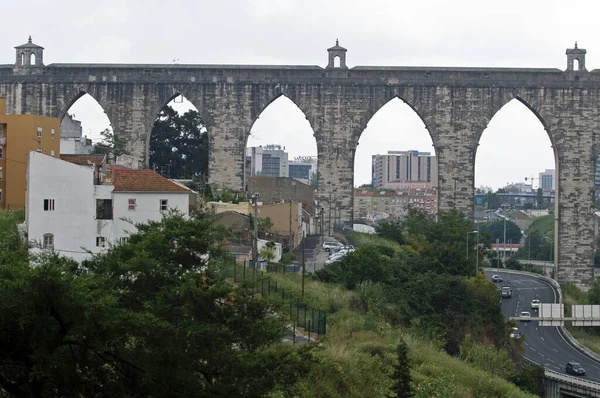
[149,105,209,179]
[478,220,522,245]
[0,212,311,397]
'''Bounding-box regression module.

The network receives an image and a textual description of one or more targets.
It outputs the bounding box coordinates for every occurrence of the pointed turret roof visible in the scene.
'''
[327,39,347,52]
[15,36,44,50]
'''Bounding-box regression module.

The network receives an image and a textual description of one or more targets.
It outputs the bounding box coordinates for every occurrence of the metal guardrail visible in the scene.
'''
[545,369,600,391]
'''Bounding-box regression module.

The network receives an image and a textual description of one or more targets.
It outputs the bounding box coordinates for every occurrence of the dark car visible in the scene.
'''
[491,275,503,283]
[566,361,586,376]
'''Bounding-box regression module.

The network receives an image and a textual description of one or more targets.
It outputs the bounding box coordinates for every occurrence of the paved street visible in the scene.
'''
[289,235,330,274]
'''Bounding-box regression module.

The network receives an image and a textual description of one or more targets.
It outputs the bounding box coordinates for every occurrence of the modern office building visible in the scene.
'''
[539,169,555,191]
[0,96,60,210]
[371,150,437,189]
[246,144,289,178]
[288,156,317,185]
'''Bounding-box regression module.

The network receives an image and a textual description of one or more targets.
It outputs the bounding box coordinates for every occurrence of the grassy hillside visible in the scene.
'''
[527,214,554,238]
[269,272,536,397]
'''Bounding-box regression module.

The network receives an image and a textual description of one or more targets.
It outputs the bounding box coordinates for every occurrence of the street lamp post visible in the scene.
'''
[466,230,480,274]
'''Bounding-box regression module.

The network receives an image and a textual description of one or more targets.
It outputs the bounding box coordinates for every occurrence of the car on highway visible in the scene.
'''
[520,311,531,321]
[565,361,586,376]
[501,285,512,298]
[491,275,503,283]
[531,299,541,310]
[509,327,521,339]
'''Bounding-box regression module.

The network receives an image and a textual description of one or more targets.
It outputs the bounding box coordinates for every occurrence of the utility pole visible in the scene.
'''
[503,217,507,264]
[301,230,306,301]
[252,193,260,283]
[289,200,293,251]
[328,193,332,236]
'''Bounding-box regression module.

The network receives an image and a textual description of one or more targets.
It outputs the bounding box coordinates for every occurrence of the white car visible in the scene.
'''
[520,311,531,322]
[325,254,346,265]
[531,299,541,310]
[322,241,342,252]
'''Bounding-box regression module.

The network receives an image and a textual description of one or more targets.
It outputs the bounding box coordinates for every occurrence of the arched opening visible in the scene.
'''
[475,98,555,265]
[20,52,25,66]
[333,56,341,68]
[61,93,112,157]
[574,58,580,71]
[149,95,206,180]
[247,95,316,185]
[246,94,317,247]
[354,97,436,222]
[30,53,36,66]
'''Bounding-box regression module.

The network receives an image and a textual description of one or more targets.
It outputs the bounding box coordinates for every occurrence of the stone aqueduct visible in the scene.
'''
[2,38,600,287]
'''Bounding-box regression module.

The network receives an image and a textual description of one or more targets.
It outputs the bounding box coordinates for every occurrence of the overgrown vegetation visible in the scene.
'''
[0,208,542,397]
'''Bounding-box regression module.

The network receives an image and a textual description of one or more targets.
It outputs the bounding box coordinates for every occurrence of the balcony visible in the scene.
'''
[0,137,5,145]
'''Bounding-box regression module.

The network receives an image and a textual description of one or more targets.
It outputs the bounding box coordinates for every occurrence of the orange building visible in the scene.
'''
[0,97,60,210]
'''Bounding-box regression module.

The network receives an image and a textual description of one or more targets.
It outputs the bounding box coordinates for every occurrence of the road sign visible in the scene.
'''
[572,305,600,327]
[539,303,564,326]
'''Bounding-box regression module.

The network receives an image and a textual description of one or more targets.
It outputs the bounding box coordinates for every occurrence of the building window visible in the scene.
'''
[96,236,106,248]
[37,149,42,153]
[51,129,55,139]
[119,237,129,244]
[128,198,136,211]
[43,199,55,211]
[0,148,3,158]
[160,199,168,211]
[0,167,2,180]
[0,189,2,203]
[43,233,54,249]
[96,199,113,220]
[51,150,55,157]
[37,127,42,138]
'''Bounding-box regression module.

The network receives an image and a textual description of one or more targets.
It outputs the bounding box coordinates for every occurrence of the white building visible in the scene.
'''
[371,150,437,189]
[288,156,317,185]
[60,114,94,155]
[26,152,193,262]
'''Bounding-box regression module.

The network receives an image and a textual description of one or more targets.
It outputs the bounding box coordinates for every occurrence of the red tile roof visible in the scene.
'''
[60,154,105,166]
[110,167,192,193]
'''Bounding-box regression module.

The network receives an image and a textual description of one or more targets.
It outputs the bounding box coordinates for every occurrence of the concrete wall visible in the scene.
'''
[3,43,600,286]
[0,97,60,210]
[248,176,315,213]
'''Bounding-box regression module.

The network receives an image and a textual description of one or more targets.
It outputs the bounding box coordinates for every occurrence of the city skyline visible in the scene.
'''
[1,0,584,190]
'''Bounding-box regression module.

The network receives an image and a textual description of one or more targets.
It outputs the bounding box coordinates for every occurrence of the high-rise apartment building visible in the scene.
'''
[246,145,289,178]
[539,169,555,191]
[0,97,61,210]
[371,150,437,189]
[60,114,93,155]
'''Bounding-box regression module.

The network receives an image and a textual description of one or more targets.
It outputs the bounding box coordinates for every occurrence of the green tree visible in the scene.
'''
[260,240,277,262]
[375,219,404,245]
[0,213,310,397]
[150,106,208,179]
[478,220,522,245]
[536,188,545,209]
[483,191,502,209]
[391,339,413,397]
[92,129,129,163]
[257,217,274,239]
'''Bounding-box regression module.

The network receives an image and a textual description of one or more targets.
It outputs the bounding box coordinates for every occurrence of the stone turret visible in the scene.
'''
[566,42,586,72]
[326,39,348,69]
[14,36,45,71]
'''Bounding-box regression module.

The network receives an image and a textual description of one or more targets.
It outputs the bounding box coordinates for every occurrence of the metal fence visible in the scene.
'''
[217,257,327,338]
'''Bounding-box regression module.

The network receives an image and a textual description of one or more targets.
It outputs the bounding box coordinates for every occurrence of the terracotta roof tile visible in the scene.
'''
[110,167,192,193]
[60,154,106,166]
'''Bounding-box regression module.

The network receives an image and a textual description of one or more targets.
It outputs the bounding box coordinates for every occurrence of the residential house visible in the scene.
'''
[26,152,193,262]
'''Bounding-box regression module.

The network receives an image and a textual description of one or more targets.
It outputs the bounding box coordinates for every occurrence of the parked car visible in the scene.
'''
[531,299,541,309]
[325,252,346,265]
[520,311,531,321]
[492,275,503,283]
[322,241,342,252]
[566,361,586,376]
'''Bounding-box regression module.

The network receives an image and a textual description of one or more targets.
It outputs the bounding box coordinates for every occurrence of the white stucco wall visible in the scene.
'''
[27,151,97,262]
[27,152,190,263]
[110,192,190,242]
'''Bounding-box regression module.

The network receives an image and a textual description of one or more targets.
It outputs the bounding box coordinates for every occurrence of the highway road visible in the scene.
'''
[484,270,600,381]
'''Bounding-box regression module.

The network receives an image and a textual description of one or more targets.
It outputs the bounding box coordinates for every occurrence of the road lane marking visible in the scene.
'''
[553,348,559,353]
[540,336,545,341]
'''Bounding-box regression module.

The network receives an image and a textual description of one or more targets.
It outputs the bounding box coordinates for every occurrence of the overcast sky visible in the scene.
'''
[3,0,596,189]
